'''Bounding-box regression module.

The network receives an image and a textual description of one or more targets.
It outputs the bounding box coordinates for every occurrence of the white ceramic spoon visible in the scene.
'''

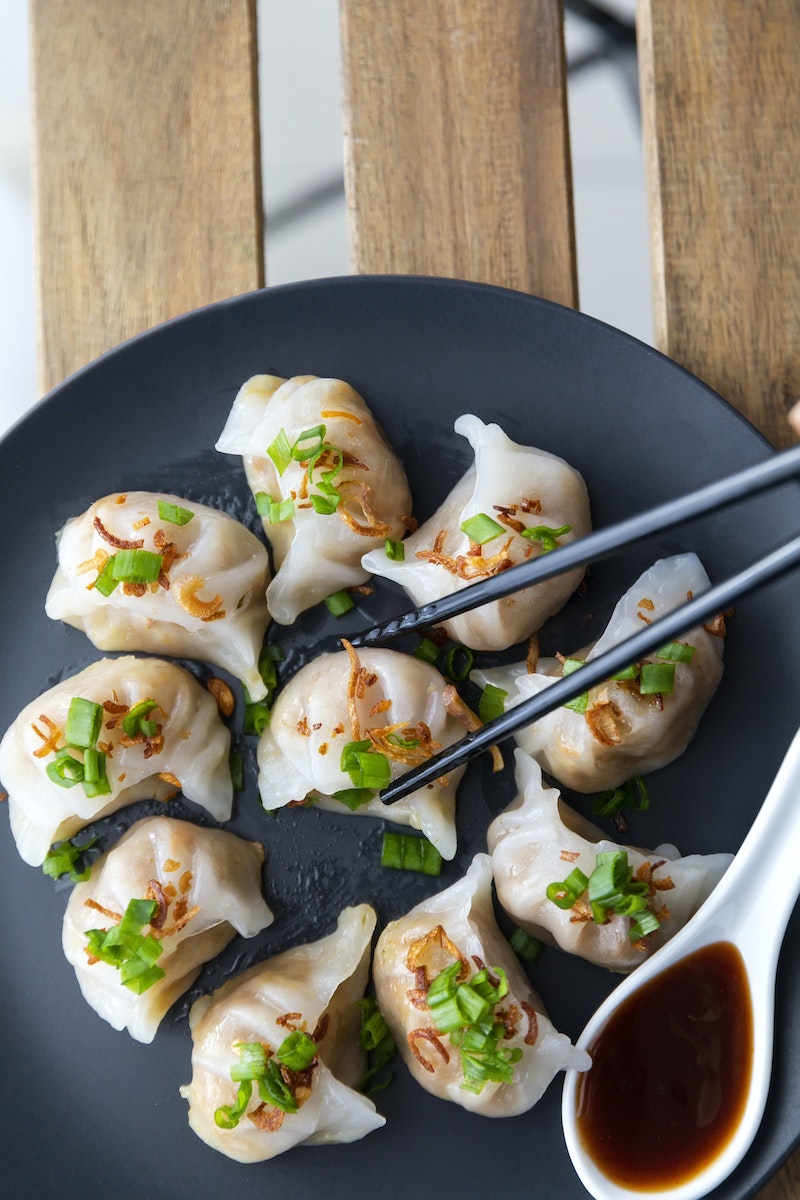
[561,725,800,1200]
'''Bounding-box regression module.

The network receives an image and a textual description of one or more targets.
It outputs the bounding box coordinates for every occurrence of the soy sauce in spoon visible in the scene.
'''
[576,940,753,1191]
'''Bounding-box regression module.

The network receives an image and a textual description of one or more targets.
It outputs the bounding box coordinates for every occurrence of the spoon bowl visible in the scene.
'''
[561,726,800,1200]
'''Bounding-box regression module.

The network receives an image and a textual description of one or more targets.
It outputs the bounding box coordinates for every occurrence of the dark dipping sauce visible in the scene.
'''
[575,941,753,1191]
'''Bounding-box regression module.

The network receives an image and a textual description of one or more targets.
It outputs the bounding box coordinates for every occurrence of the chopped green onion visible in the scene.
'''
[546,866,589,908]
[509,927,542,963]
[267,497,295,524]
[291,424,326,461]
[655,640,697,664]
[639,661,677,695]
[215,1027,321,1128]
[81,747,112,797]
[592,776,650,819]
[156,499,194,526]
[340,740,392,790]
[444,644,474,682]
[243,701,271,736]
[111,548,163,583]
[324,589,355,616]
[610,663,640,681]
[229,749,244,791]
[254,491,271,515]
[266,428,292,475]
[84,897,166,992]
[521,523,572,552]
[460,512,506,545]
[276,1030,317,1071]
[380,832,442,875]
[426,961,519,1094]
[93,555,119,596]
[122,698,160,738]
[384,538,405,561]
[45,751,84,788]
[309,489,340,515]
[547,849,662,942]
[630,909,661,940]
[413,637,440,665]
[65,696,103,749]
[561,657,590,713]
[340,739,372,773]
[478,684,507,724]
[332,787,375,811]
[42,835,97,883]
[357,996,397,1094]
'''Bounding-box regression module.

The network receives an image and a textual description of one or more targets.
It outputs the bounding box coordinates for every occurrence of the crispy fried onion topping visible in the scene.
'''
[585,699,625,747]
[443,684,503,773]
[31,714,62,758]
[173,576,226,622]
[520,1000,539,1046]
[406,924,469,987]
[366,721,442,766]
[416,529,515,580]
[93,514,144,550]
[407,1027,450,1073]
[342,637,364,740]
[336,479,391,537]
[249,1104,285,1132]
[145,878,168,929]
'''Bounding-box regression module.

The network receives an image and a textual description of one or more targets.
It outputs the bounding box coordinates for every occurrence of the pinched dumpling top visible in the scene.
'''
[474,554,725,793]
[0,656,233,866]
[256,643,471,860]
[62,816,273,1043]
[362,414,591,651]
[373,854,589,1115]
[181,904,384,1162]
[216,374,413,623]
[488,752,732,973]
[45,491,270,700]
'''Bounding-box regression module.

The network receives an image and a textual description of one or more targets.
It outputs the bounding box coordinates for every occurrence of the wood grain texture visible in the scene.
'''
[30,0,264,394]
[340,0,577,306]
[639,0,800,448]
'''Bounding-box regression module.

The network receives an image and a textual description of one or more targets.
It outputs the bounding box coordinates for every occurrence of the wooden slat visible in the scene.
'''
[639,0,800,449]
[340,0,577,306]
[30,0,264,395]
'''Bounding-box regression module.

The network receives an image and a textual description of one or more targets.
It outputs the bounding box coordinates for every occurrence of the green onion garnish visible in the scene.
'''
[460,513,506,545]
[111,548,163,583]
[156,500,194,526]
[243,701,271,736]
[214,1031,320,1129]
[380,832,442,875]
[478,683,507,724]
[275,1030,317,1071]
[122,698,160,738]
[93,555,119,596]
[561,657,589,713]
[84,897,166,992]
[266,428,292,475]
[340,740,391,790]
[268,497,295,524]
[357,996,397,1094]
[639,661,677,695]
[81,747,112,797]
[384,538,405,561]
[332,787,375,811]
[254,491,271,516]
[229,749,244,791]
[444,644,474,682]
[65,696,103,749]
[413,637,440,665]
[309,489,340,516]
[655,640,697,664]
[325,589,355,616]
[426,962,521,1093]
[45,750,84,788]
[42,834,97,883]
[546,849,661,942]
[521,523,572,552]
[509,927,542,963]
[592,776,650,820]
[291,424,326,461]
[546,867,589,909]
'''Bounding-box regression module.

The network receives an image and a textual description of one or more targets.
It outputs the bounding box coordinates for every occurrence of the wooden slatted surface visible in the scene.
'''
[340,0,577,306]
[30,0,263,395]
[639,0,800,449]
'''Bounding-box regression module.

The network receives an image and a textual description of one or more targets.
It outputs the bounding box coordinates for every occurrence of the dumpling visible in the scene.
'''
[362,414,591,651]
[373,854,589,1115]
[215,374,412,623]
[256,643,470,860]
[45,491,270,700]
[473,555,725,792]
[180,904,384,1161]
[488,751,732,973]
[0,656,233,866]
[62,815,273,1042]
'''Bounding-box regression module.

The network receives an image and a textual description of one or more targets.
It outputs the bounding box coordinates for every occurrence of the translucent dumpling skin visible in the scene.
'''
[362,414,591,651]
[62,816,273,1042]
[488,752,732,972]
[474,554,725,792]
[180,904,384,1162]
[0,656,233,866]
[45,491,271,699]
[373,854,589,1115]
[215,375,413,624]
[257,646,468,859]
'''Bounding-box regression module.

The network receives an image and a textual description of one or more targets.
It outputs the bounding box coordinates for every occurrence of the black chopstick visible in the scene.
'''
[378,531,800,804]
[352,443,800,648]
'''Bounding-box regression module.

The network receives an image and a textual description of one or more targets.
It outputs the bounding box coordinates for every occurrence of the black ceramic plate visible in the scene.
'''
[2,277,798,1200]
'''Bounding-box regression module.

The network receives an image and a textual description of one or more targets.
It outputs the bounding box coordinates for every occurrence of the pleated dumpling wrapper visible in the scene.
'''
[362,414,591,651]
[215,374,412,624]
[257,643,472,860]
[62,816,273,1043]
[180,904,384,1162]
[45,491,271,700]
[373,854,589,1114]
[0,656,234,866]
[488,751,732,973]
[473,554,725,793]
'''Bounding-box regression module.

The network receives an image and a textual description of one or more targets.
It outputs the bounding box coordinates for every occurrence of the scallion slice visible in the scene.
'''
[413,637,440,665]
[267,497,295,524]
[561,657,589,712]
[460,512,505,545]
[332,787,375,811]
[266,428,292,475]
[42,834,97,883]
[444,644,474,682]
[276,1031,317,1071]
[384,538,405,561]
[309,489,340,515]
[93,555,119,596]
[157,499,194,526]
[509,927,542,963]
[655,640,697,664]
[639,661,677,695]
[243,701,270,736]
[229,749,244,791]
[122,698,159,738]
[357,996,397,1094]
[521,523,572,552]
[324,589,355,616]
[291,424,326,462]
[45,752,84,788]
[478,683,507,724]
[65,696,103,749]
[111,548,163,583]
[380,832,442,875]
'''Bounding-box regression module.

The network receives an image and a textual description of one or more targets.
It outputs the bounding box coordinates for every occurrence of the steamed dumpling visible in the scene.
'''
[215,374,412,623]
[488,751,732,972]
[45,491,270,700]
[62,816,273,1042]
[257,644,469,860]
[0,656,233,866]
[373,854,589,1114]
[473,555,725,792]
[180,904,384,1161]
[362,414,591,651]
